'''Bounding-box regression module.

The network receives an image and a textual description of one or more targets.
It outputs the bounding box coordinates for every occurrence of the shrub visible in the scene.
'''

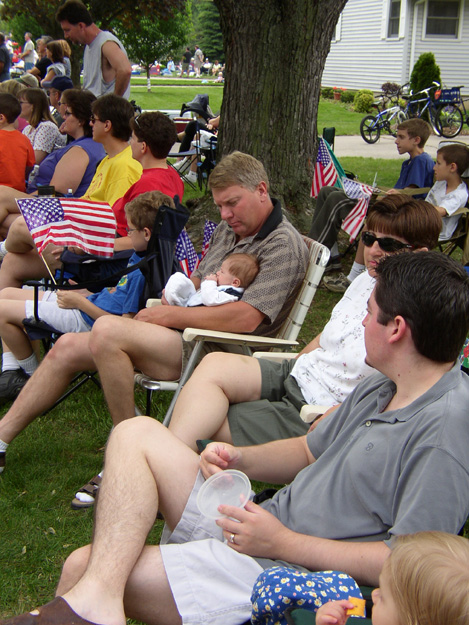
[341,90,356,104]
[381,82,401,97]
[321,87,334,99]
[353,89,375,113]
[410,52,441,95]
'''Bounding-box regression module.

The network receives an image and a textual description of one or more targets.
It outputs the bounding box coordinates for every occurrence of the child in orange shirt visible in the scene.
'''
[0,93,35,192]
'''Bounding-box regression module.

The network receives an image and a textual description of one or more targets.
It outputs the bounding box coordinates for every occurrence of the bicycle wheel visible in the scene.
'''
[360,115,380,144]
[437,104,463,138]
[387,110,407,137]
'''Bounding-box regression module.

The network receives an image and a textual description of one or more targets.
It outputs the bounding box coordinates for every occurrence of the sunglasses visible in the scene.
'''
[361,231,414,253]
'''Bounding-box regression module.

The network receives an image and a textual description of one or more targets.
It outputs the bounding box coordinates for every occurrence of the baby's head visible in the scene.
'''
[376,531,469,625]
[216,253,259,288]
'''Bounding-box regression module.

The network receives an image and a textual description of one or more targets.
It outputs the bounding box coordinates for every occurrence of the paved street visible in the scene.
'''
[334,132,469,160]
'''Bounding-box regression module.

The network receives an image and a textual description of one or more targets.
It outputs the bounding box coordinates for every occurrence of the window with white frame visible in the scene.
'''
[388,0,401,37]
[426,0,460,37]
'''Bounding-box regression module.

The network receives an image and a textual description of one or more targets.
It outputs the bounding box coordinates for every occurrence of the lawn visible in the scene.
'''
[129,79,364,135]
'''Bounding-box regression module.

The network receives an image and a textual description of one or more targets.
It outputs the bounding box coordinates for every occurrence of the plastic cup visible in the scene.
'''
[197,469,251,519]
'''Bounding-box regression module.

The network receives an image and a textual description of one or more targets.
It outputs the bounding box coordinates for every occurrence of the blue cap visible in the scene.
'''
[50,76,74,92]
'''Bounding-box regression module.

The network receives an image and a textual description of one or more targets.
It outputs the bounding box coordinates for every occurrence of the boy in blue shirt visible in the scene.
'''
[0,190,174,391]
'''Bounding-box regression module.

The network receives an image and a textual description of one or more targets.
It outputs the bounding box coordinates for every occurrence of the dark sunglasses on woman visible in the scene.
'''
[361,231,414,253]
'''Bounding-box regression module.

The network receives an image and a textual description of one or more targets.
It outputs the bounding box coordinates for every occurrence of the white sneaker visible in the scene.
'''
[173,158,188,171]
[184,170,198,183]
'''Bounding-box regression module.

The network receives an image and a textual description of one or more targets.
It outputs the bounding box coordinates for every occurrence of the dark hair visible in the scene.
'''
[18,88,56,128]
[0,93,21,123]
[0,33,5,45]
[224,253,259,287]
[56,0,93,26]
[130,111,178,159]
[61,89,96,137]
[125,190,175,230]
[91,94,134,141]
[437,144,469,177]
[367,194,442,250]
[46,41,64,64]
[374,251,469,362]
[397,119,432,148]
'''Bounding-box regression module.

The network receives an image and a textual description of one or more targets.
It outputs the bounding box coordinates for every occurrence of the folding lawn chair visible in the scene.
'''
[134,237,330,422]
[22,201,189,412]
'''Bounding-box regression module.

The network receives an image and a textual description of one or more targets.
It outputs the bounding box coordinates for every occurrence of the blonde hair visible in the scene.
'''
[387,531,469,625]
[209,151,270,192]
[224,253,259,288]
[0,79,23,98]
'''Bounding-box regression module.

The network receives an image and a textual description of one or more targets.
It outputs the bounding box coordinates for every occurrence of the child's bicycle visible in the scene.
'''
[359,85,407,144]
[434,86,467,138]
[400,81,442,135]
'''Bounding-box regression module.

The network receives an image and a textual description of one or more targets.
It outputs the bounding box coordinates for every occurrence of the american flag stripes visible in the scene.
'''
[175,229,199,276]
[311,138,339,198]
[201,219,218,259]
[17,197,117,257]
[341,178,374,241]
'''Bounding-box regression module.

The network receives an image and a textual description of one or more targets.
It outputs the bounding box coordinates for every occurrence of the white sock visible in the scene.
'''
[0,439,8,451]
[2,352,20,372]
[17,353,38,377]
[330,243,339,258]
[0,241,8,259]
[75,470,103,503]
[347,262,366,282]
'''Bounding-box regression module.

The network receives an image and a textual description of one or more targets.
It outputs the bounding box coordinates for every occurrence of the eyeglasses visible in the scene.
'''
[63,110,73,117]
[19,100,29,104]
[90,115,102,124]
[361,231,414,253]
[133,114,142,129]
[125,227,139,234]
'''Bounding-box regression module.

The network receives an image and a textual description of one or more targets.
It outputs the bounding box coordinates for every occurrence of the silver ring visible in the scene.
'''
[230,533,236,544]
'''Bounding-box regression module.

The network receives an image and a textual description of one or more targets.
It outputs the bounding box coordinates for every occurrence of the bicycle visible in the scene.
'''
[401,82,442,135]
[435,86,466,138]
[360,85,407,144]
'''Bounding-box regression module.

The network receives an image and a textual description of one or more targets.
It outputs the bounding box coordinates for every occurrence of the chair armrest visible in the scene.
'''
[300,404,330,423]
[253,352,297,361]
[146,299,162,308]
[182,327,298,350]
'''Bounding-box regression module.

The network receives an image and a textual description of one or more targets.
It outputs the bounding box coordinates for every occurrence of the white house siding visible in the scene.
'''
[322,0,469,94]
[411,1,469,91]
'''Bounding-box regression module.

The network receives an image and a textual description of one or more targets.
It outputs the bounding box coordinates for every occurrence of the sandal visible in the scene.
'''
[0,597,101,625]
[70,474,102,510]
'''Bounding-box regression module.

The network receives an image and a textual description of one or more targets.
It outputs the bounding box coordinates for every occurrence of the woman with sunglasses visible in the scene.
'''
[167,194,444,451]
[0,89,105,239]
[19,87,65,165]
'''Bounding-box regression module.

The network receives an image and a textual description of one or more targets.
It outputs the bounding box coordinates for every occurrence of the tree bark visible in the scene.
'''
[214,0,347,218]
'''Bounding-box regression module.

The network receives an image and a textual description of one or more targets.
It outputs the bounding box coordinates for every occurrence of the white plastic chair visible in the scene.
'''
[134,238,330,425]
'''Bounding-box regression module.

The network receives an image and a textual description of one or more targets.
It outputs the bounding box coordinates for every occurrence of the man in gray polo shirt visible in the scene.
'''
[4,252,469,625]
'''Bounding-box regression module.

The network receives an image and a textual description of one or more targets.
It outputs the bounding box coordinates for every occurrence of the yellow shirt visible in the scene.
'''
[83,145,142,207]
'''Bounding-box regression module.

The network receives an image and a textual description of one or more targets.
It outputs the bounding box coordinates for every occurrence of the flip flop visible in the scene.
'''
[0,597,103,625]
[70,474,102,510]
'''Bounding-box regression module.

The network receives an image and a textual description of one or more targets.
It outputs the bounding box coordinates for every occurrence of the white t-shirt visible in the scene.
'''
[426,180,468,240]
[291,270,375,407]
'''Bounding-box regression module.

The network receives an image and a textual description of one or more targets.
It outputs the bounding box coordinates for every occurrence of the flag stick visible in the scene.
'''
[40,253,57,285]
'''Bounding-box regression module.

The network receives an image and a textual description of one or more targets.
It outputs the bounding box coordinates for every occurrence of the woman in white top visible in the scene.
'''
[19,87,65,164]
[41,41,66,89]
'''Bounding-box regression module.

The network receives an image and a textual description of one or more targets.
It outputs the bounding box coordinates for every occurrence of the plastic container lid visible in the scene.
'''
[197,469,251,519]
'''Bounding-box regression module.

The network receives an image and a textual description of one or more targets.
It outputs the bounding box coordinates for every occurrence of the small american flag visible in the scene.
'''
[176,229,199,276]
[311,138,339,198]
[341,177,374,241]
[17,197,117,257]
[201,219,218,259]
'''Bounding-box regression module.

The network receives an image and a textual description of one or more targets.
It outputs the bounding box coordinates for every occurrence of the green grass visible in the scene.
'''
[340,158,403,189]
[129,80,364,135]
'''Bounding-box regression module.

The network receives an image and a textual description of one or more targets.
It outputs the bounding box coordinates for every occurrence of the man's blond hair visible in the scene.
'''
[209,151,270,192]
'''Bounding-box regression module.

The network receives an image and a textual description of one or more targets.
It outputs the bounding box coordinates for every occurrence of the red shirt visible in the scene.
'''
[0,129,35,191]
[112,167,184,236]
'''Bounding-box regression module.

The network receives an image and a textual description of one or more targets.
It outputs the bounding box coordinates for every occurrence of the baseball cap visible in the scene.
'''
[50,76,74,92]
[16,74,39,88]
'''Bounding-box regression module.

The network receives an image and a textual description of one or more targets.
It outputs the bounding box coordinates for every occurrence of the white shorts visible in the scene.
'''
[24,291,92,334]
[159,471,263,625]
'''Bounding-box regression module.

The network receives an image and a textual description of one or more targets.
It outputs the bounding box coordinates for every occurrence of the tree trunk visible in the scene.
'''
[214,0,347,220]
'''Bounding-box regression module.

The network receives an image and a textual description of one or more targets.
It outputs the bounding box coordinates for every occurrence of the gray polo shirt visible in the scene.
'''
[262,364,469,545]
